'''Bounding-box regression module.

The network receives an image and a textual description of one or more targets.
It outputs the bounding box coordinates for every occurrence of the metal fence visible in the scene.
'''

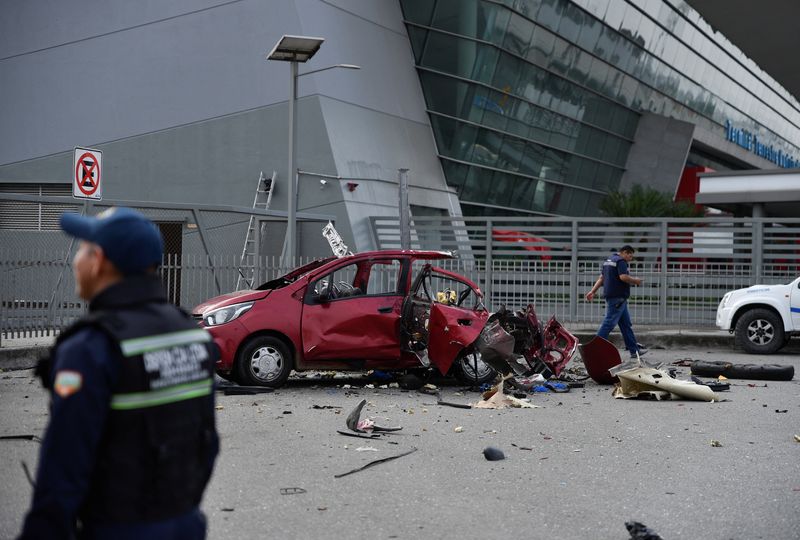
[0,194,331,344]
[2,198,800,343]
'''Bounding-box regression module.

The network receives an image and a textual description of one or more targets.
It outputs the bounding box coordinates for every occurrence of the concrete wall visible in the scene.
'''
[619,112,694,193]
[0,0,457,257]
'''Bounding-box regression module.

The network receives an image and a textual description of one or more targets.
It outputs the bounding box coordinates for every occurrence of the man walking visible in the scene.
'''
[20,207,219,539]
[584,245,647,359]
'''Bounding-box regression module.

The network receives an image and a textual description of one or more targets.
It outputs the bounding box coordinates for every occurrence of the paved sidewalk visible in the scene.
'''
[0,326,741,372]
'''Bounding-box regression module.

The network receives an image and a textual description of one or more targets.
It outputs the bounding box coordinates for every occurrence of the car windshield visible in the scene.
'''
[256,257,336,290]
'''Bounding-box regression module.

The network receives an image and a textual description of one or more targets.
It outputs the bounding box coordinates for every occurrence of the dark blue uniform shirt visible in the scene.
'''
[602,253,630,299]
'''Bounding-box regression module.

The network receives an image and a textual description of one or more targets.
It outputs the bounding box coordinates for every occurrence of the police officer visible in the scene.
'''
[20,207,219,539]
[584,245,647,359]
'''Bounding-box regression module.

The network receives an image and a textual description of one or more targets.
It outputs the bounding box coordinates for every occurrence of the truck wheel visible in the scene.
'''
[735,308,784,354]
[236,336,293,387]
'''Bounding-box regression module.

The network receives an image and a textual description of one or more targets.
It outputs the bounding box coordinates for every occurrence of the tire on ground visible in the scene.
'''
[690,360,794,381]
[734,308,785,354]
[236,335,293,387]
[452,348,497,386]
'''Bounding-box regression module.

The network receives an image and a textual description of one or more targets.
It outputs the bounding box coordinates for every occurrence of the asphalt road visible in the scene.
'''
[1,343,798,540]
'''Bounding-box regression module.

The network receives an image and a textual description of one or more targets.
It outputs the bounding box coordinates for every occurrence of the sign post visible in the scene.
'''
[72,147,102,200]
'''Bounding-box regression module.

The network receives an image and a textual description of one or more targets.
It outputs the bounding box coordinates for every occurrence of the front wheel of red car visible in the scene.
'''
[452,348,497,386]
[236,336,293,388]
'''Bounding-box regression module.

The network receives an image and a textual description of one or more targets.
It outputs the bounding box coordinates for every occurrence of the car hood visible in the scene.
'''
[727,285,791,302]
[193,289,270,315]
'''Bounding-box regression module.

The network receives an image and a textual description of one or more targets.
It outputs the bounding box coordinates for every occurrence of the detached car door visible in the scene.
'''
[301,258,404,362]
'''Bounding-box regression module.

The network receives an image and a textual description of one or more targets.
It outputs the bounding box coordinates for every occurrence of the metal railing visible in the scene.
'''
[2,200,800,343]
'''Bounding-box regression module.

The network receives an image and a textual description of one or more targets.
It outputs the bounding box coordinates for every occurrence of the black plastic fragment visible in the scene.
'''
[625,521,663,540]
[483,447,505,461]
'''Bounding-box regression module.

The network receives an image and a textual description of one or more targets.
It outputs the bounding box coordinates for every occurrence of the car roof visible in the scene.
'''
[349,249,454,260]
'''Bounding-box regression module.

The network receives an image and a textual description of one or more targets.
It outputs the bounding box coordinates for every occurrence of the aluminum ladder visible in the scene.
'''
[236,171,275,290]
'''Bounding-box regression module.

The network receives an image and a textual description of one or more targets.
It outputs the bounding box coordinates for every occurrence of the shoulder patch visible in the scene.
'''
[54,370,83,398]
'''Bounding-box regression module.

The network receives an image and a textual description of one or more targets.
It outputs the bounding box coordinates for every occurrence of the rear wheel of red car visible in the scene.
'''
[236,336,293,388]
[452,348,496,386]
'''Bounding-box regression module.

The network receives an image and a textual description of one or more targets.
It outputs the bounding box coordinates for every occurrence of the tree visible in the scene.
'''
[599,184,703,217]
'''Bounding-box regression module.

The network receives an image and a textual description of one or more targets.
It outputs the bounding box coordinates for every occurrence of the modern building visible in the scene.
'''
[1,0,798,256]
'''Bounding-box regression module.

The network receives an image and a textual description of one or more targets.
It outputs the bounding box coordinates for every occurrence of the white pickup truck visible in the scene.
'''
[716,276,800,354]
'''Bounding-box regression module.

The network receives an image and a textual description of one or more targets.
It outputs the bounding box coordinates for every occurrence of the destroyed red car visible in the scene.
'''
[192,251,496,387]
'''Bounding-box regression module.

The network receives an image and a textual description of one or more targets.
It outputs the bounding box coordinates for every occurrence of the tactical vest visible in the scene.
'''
[51,301,219,523]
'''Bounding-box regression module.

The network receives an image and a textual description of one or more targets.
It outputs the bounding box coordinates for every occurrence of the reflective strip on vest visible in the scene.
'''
[120,329,211,357]
[110,378,213,410]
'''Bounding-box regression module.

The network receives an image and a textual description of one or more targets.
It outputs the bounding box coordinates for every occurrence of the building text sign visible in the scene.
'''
[724,121,798,169]
[73,147,102,200]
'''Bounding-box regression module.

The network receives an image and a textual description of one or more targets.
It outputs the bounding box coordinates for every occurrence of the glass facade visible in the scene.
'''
[400,0,800,216]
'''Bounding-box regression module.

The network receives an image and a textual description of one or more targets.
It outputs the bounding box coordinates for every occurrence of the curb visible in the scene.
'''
[573,331,736,351]
[0,347,44,372]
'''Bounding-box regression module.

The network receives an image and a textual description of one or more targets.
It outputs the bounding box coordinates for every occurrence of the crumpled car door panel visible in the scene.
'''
[427,303,488,375]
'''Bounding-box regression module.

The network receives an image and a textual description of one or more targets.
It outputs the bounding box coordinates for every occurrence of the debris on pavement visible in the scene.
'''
[690,360,794,381]
[711,440,723,447]
[334,447,418,478]
[220,386,275,395]
[336,430,381,439]
[343,399,402,435]
[482,447,505,461]
[355,446,379,452]
[279,487,307,495]
[311,404,342,410]
[610,358,719,402]
[578,335,621,384]
[0,434,41,442]
[625,520,664,540]
[793,435,800,443]
[437,400,472,409]
[473,378,539,409]
[454,426,464,433]
[689,376,730,391]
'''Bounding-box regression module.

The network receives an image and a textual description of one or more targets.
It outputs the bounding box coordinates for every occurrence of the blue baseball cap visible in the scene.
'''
[60,207,163,275]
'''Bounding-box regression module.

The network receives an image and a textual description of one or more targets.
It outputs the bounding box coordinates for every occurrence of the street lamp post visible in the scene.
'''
[267,35,359,264]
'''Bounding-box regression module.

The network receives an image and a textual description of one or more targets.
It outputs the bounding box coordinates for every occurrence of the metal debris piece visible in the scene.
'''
[334,447,418,478]
[355,446,379,452]
[345,399,402,433]
[710,440,723,447]
[346,399,368,432]
[454,426,464,433]
[437,400,472,409]
[311,405,342,409]
[336,430,380,439]
[625,521,664,540]
[279,487,307,495]
[0,434,41,442]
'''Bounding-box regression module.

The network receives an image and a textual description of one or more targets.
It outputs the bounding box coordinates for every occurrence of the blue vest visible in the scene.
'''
[51,280,218,523]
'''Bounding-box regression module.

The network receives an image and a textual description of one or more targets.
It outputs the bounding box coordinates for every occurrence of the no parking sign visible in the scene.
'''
[73,147,102,200]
